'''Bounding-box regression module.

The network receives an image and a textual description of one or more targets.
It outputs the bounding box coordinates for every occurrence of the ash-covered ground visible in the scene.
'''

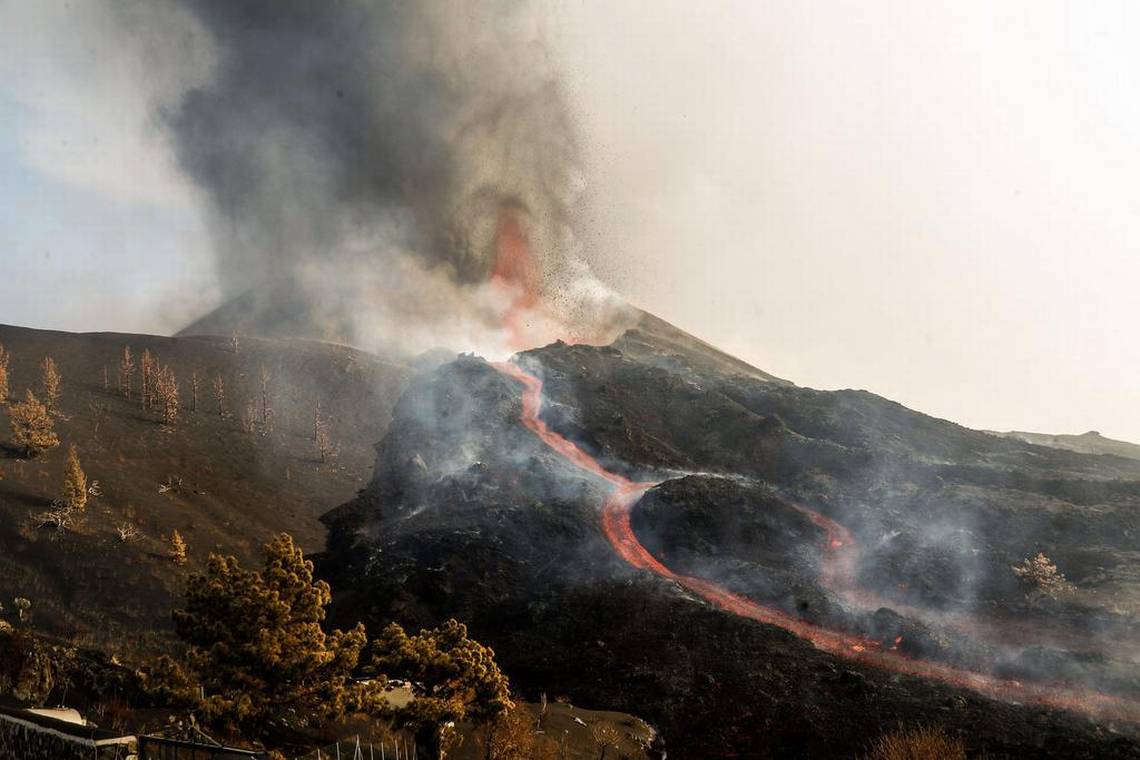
[320,314,1140,758]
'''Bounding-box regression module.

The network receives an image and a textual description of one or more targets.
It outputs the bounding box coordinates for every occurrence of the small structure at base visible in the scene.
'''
[0,704,135,759]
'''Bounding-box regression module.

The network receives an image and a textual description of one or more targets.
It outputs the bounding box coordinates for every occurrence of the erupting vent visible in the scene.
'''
[492,209,539,350]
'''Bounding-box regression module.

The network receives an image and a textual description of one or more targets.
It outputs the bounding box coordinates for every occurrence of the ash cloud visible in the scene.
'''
[163,0,626,355]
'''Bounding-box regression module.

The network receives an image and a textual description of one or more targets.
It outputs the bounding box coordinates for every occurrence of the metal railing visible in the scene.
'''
[296,735,421,760]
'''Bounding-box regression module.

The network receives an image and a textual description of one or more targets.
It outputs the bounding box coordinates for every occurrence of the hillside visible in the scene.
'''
[319,332,1140,758]
[989,429,1140,462]
[0,324,410,656]
[5,314,1140,757]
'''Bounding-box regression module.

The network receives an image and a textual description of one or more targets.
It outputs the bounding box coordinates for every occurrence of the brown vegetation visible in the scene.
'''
[141,534,385,731]
[40,356,61,413]
[60,444,88,511]
[137,534,511,751]
[140,349,154,410]
[862,725,967,760]
[7,389,59,457]
[155,364,180,426]
[369,617,512,751]
[0,343,9,403]
[168,530,187,566]
[1012,552,1075,600]
[0,324,409,661]
[480,702,558,760]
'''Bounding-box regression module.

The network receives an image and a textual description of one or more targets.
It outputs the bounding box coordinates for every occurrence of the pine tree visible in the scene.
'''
[40,356,61,413]
[119,346,135,399]
[371,618,513,751]
[156,534,384,729]
[155,365,180,427]
[169,530,188,566]
[0,343,9,403]
[8,390,59,458]
[60,444,87,511]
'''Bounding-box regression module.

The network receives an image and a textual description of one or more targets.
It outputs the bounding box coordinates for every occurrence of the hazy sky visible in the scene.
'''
[2,1,1140,441]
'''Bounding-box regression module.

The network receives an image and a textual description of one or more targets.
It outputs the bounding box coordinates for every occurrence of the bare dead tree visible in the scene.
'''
[258,364,274,434]
[140,349,155,410]
[314,402,337,463]
[88,395,109,440]
[115,522,142,543]
[212,373,226,418]
[240,396,257,433]
[33,502,78,533]
[118,346,135,399]
[158,475,183,495]
[591,722,623,760]
[189,370,200,412]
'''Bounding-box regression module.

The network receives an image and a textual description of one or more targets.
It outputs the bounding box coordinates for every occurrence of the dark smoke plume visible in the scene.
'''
[169,0,619,353]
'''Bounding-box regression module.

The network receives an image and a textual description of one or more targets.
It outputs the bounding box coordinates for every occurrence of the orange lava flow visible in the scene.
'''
[493,361,1140,724]
[492,211,539,350]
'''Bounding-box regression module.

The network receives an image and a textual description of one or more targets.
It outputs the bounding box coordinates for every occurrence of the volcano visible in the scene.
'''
[7,278,1140,756]
[298,314,1140,757]
[166,229,1140,757]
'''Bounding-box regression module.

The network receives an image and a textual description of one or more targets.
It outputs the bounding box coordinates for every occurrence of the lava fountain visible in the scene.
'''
[491,209,539,350]
[491,361,1140,723]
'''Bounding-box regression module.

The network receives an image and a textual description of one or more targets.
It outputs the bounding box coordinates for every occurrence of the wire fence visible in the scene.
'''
[295,734,422,760]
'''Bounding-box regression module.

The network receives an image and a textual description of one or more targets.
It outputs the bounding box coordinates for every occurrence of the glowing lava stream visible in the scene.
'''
[493,360,1140,723]
[491,211,539,351]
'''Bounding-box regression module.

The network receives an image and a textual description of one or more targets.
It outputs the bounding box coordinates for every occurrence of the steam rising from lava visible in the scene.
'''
[165,0,630,355]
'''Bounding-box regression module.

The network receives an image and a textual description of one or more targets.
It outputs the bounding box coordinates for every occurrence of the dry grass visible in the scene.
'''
[863,725,967,760]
